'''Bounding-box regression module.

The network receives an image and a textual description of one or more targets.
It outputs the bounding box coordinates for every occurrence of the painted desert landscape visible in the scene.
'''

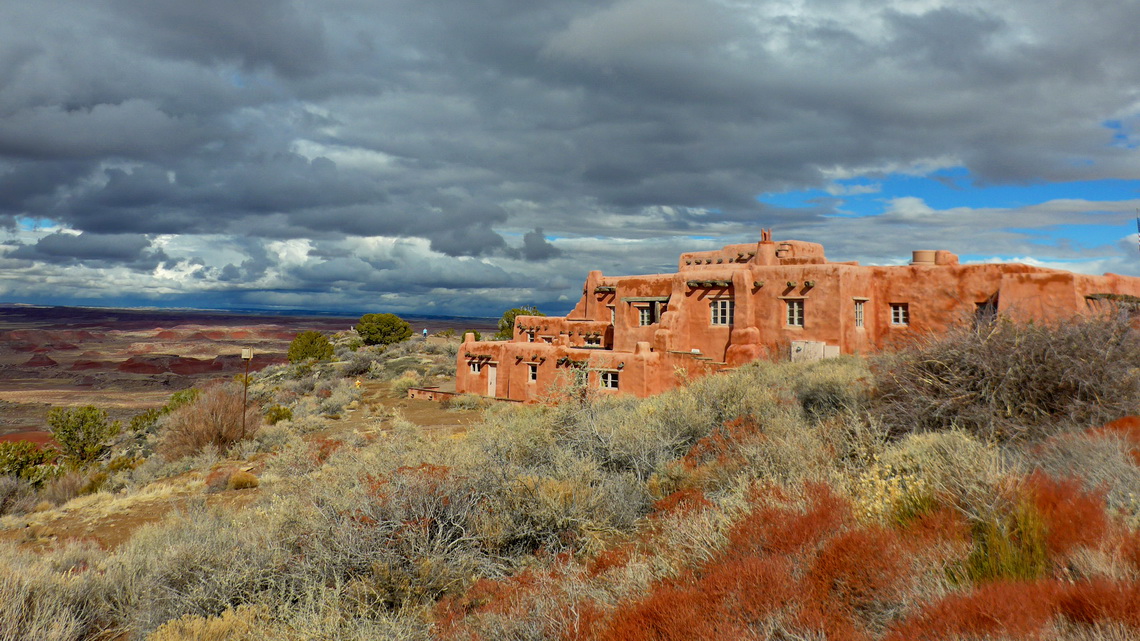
[0,305,491,441]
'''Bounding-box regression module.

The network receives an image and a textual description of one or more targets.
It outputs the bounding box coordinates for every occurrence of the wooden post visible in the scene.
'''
[240,347,253,440]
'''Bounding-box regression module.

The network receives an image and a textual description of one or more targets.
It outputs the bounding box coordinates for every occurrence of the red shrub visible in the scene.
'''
[901,505,971,544]
[1022,472,1108,558]
[1092,416,1140,465]
[726,483,850,557]
[594,484,904,641]
[886,581,1058,640]
[651,488,711,518]
[1121,530,1140,574]
[683,416,761,468]
[890,579,1140,640]
[802,527,908,637]
[309,437,343,465]
[1055,580,1140,628]
[587,543,634,578]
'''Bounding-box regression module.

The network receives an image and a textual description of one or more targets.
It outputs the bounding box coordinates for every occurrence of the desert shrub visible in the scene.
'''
[445,394,490,411]
[494,306,545,340]
[294,463,503,609]
[146,605,268,641]
[338,347,382,377]
[263,404,293,426]
[103,505,283,635]
[873,314,1140,443]
[954,473,1109,585]
[871,430,1005,521]
[0,541,108,641]
[47,405,120,467]
[157,384,261,460]
[959,501,1050,584]
[129,408,163,433]
[316,379,360,415]
[39,470,91,507]
[0,441,58,485]
[792,355,872,419]
[356,313,412,346]
[1033,429,1140,522]
[391,372,423,398]
[287,331,334,363]
[0,475,34,516]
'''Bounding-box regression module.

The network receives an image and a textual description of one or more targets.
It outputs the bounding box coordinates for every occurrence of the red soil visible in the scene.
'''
[70,360,107,371]
[0,431,56,447]
[23,353,59,367]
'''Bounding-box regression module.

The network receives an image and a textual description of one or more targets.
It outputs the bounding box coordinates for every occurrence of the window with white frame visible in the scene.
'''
[584,335,601,346]
[526,332,534,342]
[528,364,538,382]
[469,362,481,373]
[890,303,909,326]
[786,299,804,327]
[600,371,619,389]
[710,298,734,325]
[854,300,865,328]
[608,305,615,324]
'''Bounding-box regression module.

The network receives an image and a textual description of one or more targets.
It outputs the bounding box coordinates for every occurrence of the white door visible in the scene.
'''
[486,364,497,397]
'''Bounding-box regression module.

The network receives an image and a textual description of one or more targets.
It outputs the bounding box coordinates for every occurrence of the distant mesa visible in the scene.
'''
[117,353,285,375]
[70,360,106,371]
[154,330,180,340]
[23,353,58,367]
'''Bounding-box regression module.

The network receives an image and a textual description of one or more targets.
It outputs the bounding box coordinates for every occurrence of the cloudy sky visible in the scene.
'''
[2,0,1139,317]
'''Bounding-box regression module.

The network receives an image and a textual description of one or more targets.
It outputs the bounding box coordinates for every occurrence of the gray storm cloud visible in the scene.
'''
[0,0,1138,314]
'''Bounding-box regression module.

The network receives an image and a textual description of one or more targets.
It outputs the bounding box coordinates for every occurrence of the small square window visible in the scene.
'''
[528,364,538,382]
[526,332,534,342]
[854,300,865,328]
[786,299,804,327]
[638,306,654,326]
[601,371,619,389]
[469,362,481,374]
[710,299,734,325]
[891,303,909,326]
[585,335,601,346]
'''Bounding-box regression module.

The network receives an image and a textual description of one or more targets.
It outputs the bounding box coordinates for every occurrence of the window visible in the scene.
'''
[710,299,734,325]
[526,332,534,343]
[601,371,619,389]
[638,306,654,326]
[786,299,804,327]
[608,306,615,325]
[528,364,538,382]
[854,300,865,328]
[584,335,601,346]
[975,298,998,326]
[891,303,909,326]
[469,362,481,374]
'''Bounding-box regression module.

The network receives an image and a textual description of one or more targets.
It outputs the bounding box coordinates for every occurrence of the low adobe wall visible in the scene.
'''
[406,387,461,402]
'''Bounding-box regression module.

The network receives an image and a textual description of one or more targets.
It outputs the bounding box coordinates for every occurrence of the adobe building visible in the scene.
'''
[456,230,1140,401]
